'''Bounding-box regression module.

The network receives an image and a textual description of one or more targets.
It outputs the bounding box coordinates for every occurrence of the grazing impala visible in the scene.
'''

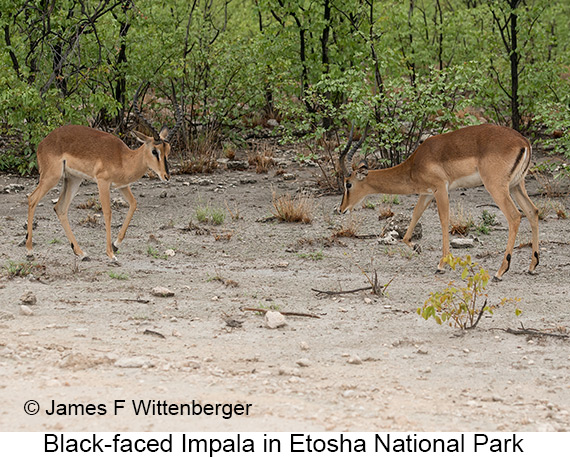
[339,124,539,280]
[25,88,182,262]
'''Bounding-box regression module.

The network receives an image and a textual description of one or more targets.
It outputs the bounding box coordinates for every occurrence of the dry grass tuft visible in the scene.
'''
[378,204,395,220]
[77,197,101,211]
[79,214,99,226]
[331,216,361,239]
[179,131,220,174]
[248,144,275,174]
[450,203,474,235]
[271,192,313,223]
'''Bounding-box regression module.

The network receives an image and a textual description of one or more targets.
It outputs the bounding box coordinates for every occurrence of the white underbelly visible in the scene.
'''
[448,171,482,190]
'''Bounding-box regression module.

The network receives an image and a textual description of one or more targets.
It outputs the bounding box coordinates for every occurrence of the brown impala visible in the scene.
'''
[25,87,182,263]
[339,124,539,280]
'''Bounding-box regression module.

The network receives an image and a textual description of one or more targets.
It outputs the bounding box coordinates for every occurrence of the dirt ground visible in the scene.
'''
[0,147,569,433]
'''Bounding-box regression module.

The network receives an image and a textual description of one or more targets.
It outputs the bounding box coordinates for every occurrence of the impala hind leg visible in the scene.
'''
[97,179,117,262]
[511,180,540,274]
[402,193,434,253]
[54,174,88,260]
[484,184,522,281]
[112,186,138,252]
[26,170,62,257]
[433,188,451,274]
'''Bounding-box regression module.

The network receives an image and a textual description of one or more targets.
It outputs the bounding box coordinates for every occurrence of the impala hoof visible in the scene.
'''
[435,268,445,275]
[492,275,502,282]
[26,251,34,259]
[80,255,91,262]
[112,242,119,253]
[108,256,120,266]
[412,244,421,254]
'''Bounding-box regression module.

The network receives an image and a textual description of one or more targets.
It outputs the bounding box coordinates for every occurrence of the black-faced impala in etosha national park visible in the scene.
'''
[25,86,183,263]
[338,124,540,281]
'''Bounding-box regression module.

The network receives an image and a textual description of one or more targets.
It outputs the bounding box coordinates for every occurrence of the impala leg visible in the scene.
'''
[113,186,138,252]
[511,181,540,274]
[26,172,61,257]
[97,180,116,262]
[433,187,451,273]
[402,193,434,252]
[54,174,88,259]
[485,184,521,281]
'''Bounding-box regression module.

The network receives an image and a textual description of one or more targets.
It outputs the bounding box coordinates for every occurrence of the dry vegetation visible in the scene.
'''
[271,191,314,223]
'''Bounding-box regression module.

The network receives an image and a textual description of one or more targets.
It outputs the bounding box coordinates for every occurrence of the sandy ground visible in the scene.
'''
[0,149,569,432]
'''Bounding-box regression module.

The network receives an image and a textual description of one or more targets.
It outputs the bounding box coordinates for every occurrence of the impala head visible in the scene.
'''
[133,83,183,182]
[338,123,369,214]
[133,129,172,181]
[339,161,370,213]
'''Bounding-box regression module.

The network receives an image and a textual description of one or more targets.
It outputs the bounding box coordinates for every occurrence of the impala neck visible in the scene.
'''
[364,161,419,195]
[124,145,151,182]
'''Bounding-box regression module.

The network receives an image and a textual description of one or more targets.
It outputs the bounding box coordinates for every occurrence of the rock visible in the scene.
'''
[159,191,168,198]
[114,357,154,368]
[347,355,362,365]
[381,214,422,240]
[151,286,174,297]
[282,173,296,181]
[265,311,286,329]
[164,249,176,257]
[2,184,25,194]
[20,305,34,316]
[20,291,37,306]
[377,230,399,245]
[299,341,309,351]
[267,118,280,127]
[226,160,249,171]
[278,365,301,376]
[451,238,474,248]
[296,358,311,367]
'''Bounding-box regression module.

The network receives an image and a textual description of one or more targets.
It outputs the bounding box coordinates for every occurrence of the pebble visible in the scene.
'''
[296,358,311,367]
[265,311,287,329]
[347,355,362,365]
[164,249,176,257]
[151,286,174,297]
[20,291,37,306]
[451,238,474,248]
[20,305,34,316]
[278,365,301,377]
[114,357,153,368]
[299,341,309,351]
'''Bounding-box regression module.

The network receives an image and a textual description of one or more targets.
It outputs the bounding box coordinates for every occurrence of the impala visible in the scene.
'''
[339,124,539,280]
[25,87,182,262]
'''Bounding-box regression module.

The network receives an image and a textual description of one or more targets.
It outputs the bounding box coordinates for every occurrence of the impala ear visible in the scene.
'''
[132,130,152,143]
[355,160,369,180]
[159,125,169,141]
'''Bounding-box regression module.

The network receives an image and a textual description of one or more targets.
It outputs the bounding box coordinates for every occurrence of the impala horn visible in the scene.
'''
[133,84,161,141]
[339,123,369,178]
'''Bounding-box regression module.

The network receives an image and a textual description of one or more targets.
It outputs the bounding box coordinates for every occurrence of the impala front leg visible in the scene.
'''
[434,187,451,274]
[97,179,116,262]
[402,194,434,253]
[113,186,138,252]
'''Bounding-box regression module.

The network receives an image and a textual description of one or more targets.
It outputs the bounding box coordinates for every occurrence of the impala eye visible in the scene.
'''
[346,182,352,190]
[152,149,160,160]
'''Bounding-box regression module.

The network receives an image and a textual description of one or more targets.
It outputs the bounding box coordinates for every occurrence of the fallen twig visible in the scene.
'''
[312,286,373,297]
[240,307,320,319]
[121,298,150,304]
[143,329,166,339]
[504,323,569,339]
